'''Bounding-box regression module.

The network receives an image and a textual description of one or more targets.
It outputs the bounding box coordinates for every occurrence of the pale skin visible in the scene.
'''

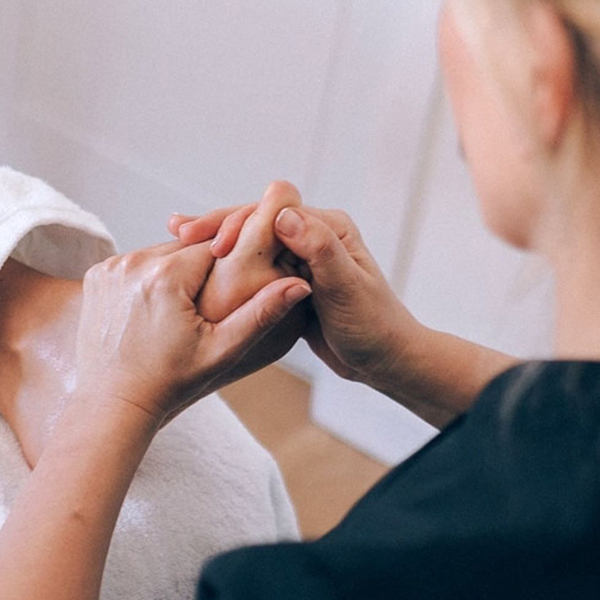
[1,0,598,597]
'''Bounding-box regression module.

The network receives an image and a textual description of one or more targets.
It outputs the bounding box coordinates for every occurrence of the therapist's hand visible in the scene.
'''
[75,240,311,423]
[169,183,423,391]
[273,204,424,387]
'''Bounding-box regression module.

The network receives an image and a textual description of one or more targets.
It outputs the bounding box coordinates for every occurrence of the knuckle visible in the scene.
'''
[206,208,222,221]
[145,261,175,292]
[82,264,101,289]
[152,258,172,278]
[331,209,356,231]
[84,257,114,282]
[102,256,121,272]
[119,251,146,273]
[330,208,350,222]
[309,234,336,265]
[326,208,361,245]
[222,211,240,231]
[85,262,102,278]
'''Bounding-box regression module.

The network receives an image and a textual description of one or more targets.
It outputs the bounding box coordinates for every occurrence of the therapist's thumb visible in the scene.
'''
[275,208,358,290]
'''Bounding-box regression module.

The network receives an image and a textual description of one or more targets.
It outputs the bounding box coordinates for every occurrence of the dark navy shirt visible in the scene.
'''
[197,361,600,599]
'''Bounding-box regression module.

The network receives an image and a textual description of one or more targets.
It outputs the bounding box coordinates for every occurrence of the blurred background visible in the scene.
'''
[0,0,554,465]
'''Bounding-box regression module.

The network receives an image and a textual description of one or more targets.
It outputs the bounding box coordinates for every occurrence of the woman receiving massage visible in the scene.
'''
[2,0,600,597]
[0,168,304,600]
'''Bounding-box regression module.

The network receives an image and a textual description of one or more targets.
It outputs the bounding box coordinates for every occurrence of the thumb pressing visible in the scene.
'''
[275,208,357,290]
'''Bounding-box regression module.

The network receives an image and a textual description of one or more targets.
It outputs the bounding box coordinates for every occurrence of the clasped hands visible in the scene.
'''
[76,180,416,427]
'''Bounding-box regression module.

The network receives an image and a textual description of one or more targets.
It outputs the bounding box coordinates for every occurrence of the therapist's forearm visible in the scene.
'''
[369,326,521,428]
[0,395,159,600]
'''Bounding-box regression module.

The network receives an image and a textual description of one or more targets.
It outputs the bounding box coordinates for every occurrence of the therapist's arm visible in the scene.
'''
[366,326,519,426]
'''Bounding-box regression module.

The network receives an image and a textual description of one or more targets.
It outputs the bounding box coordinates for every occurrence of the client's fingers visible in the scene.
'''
[169,204,258,246]
[254,181,302,220]
[178,208,233,244]
[230,181,302,259]
[211,203,259,258]
[209,277,311,366]
[167,213,197,237]
[212,181,303,259]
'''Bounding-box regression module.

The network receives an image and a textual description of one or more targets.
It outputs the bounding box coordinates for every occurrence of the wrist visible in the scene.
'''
[74,373,170,427]
[69,386,165,437]
[359,312,427,392]
[367,323,520,428]
[361,319,460,428]
[0,384,160,600]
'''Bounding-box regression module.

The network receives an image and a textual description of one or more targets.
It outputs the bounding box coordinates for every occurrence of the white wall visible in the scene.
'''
[0,0,555,465]
[0,0,339,247]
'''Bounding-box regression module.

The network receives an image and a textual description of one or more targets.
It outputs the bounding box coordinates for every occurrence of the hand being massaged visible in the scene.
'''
[75,189,314,423]
[194,182,309,371]
[76,187,314,422]
[172,181,503,428]
[170,181,424,404]
[0,185,311,467]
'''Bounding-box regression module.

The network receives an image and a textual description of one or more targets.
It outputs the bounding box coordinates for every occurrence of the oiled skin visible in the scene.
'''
[197,186,307,368]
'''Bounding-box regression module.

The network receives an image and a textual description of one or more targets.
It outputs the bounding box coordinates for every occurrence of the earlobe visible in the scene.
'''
[527,1,577,149]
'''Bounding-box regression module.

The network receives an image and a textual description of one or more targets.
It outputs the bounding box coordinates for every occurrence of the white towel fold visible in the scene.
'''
[0,166,299,600]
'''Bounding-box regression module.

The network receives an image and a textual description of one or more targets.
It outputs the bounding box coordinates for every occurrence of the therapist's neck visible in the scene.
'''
[548,198,600,360]
[0,258,82,466]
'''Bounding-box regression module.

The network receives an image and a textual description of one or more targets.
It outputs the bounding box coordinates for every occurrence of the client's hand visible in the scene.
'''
[170,182,420,392]
[194,183,308,375]
[75,240,310,422]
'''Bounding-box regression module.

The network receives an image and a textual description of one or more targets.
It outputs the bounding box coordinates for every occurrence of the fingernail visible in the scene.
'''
[285,284,312,306]
[276,208,304,237]
[210,233,222,248]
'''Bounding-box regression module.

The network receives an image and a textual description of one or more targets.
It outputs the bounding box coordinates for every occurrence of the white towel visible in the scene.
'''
[0,166,300,600]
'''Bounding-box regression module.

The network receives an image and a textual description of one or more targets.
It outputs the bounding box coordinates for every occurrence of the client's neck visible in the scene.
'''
[0,258,82,338]
[0,258,83,466]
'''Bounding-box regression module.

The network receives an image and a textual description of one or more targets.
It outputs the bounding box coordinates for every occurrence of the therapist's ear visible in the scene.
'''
[525,1,576,150]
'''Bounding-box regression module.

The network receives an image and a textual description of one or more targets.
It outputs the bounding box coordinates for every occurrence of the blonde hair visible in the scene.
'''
[454,0,600,117]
